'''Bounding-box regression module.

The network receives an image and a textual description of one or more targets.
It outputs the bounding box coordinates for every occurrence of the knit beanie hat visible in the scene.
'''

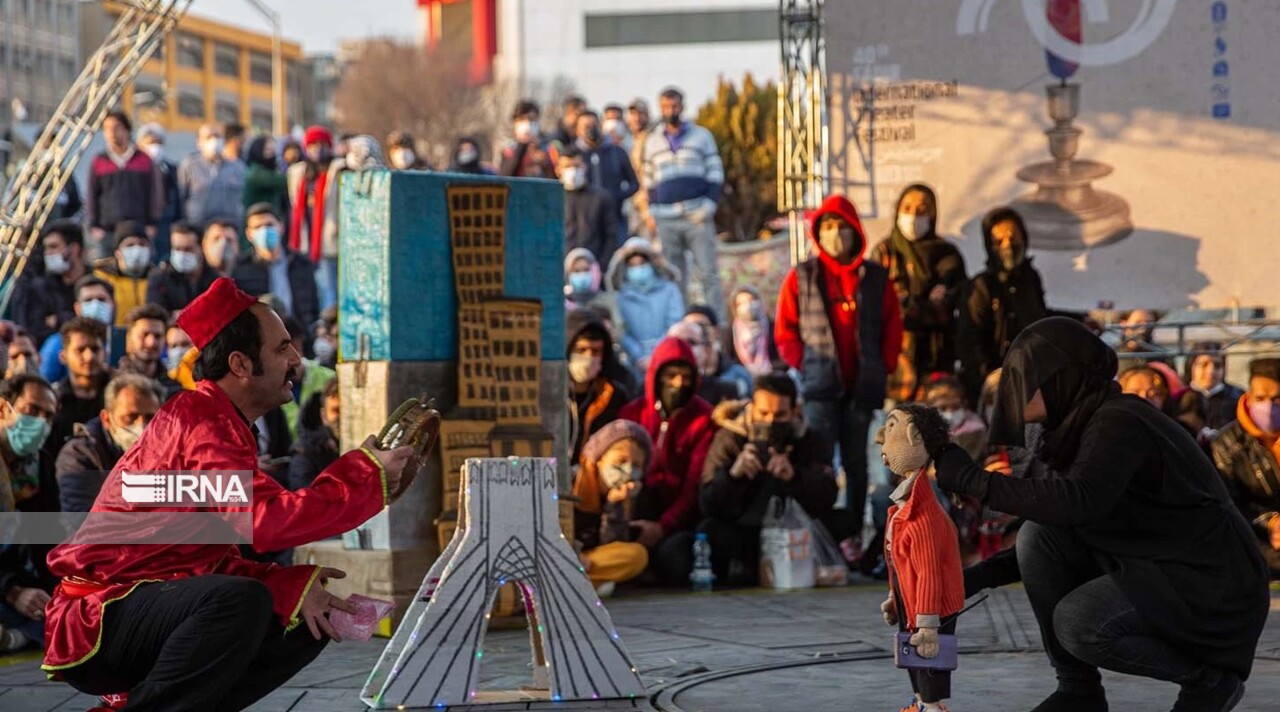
[581,420,653,470]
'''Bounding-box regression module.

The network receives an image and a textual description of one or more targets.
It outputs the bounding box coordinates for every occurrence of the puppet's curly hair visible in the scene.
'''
[892,403,952,458]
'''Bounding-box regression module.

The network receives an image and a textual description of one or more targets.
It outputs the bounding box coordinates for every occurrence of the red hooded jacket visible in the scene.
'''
[775,194,903,393]
[618,337,717,535]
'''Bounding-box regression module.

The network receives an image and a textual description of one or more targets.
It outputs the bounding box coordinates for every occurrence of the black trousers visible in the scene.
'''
[60,575,328,711]
[891,571,956,703]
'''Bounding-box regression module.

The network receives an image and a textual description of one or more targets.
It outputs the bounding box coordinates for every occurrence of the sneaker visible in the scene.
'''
[98,693,128,710]
[898,699,925,712]
[0,625,29,653]
[595,581,616,599]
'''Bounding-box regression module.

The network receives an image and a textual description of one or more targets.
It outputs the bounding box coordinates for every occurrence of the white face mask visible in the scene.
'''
[141,143,163,161]
[120,245,151,275]
[201,137,224,159]
[514,120,538,142]
[561,166,586,191]
[602,462,635,490]
[392,147,416,169]
[602,119,625,141]
[170,249,199,274]
[455,146,478,165]
[567,352,602,384]
[110,422,144,451]
[80,298,113,325]
[897,213,932,241]
[45,251,71,275]
[164,349,186,372]
[313,338,337,364]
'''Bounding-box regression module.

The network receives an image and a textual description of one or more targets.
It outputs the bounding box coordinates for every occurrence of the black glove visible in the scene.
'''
[934,443,990,501]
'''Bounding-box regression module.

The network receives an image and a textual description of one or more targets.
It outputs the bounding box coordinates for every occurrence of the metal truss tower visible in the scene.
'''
[0,0,193,312]
[778,0,827,266]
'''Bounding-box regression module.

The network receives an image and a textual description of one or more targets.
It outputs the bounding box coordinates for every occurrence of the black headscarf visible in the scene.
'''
[246,136,277,171]
[990,317,1119,470]
[886,183,938,282]
[980,205,1031,276]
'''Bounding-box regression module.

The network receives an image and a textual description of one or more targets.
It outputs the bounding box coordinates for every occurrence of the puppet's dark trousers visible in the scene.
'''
[891,575,956,703]
[59,575,328,711]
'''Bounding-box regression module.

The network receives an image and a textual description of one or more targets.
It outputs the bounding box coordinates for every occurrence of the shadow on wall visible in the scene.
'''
[959,217,1209,311]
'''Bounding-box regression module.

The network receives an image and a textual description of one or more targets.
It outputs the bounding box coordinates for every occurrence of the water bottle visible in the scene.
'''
[691,533,714,592]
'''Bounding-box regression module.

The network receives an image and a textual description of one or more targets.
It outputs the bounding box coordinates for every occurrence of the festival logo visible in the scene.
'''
[956,0,1177,67]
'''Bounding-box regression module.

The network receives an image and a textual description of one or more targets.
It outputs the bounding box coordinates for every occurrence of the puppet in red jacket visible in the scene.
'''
[41,278,413,710]
[618,336,716,584]
[876,403,965,712]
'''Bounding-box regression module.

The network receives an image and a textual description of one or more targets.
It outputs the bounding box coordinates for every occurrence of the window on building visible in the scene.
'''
[176,33,204,69]
[215,100,239,125]
[214,43,239,78]
[135,81,165,111]
[178,90,205,119]
[249,52,273,85]
[58,1,75,29]
[60,56,76,81]
[584,9,778,48]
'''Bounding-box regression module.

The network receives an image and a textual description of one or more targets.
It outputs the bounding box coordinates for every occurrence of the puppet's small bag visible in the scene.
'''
[760,497,816,589]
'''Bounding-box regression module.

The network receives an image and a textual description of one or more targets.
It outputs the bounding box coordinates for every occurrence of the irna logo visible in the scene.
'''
[120,472,249,505]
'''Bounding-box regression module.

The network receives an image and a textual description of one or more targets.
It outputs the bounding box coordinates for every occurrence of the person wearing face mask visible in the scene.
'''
[144,222,219,316]
[136,123,181,264]
[563,248,620,323]
[1212,357,1280,580]
[86,111,163,262]
[446,136,490,175]
[164,324,198,391]
[15,222,88,347]
[309,307,338,370]
[54,374,162,513]
[618,337,717,586]
[38,277,116,385]
[572,420,655,594]
[559,147,617,268]
[775,194,904,555]
[388,131,433,172]
[286,126,345,312]
[606,238,685,379]
[201,219,241,274]
[566,310,631,468]
[922,376,987,462]
[178,122,246,229]
[243,136,289,225]
[92,222,153,328]
[683,306,753,400]
[114,304,182,400]
[499,100,554,179]
[870,183,966,402]
[602,104,633,151]
[232,203,320,329]
[576,110,638,246]
[666,320,738,407]
[642,87,727,323]
[1185,344,1245,430]
[700,372,837,586]
[0,374,60,513]
[727,286,782,378]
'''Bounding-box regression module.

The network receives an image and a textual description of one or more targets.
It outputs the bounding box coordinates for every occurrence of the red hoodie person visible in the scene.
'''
[775,194,903,399]
[618,337,717,537]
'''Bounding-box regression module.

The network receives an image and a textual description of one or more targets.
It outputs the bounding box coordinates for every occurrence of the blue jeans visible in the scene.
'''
[315,256,338,313]
[655,206,724,323]
[804,398,872,542]
[0,599,44,646]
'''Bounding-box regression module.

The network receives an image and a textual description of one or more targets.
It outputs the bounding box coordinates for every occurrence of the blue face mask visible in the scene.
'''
[80,298,113,325]
[251,225,281,253]
[626,263,656,289]
[568,271,593,294]
[7,414,51,457]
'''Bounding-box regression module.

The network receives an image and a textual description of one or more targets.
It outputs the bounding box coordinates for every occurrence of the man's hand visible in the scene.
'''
[929,284,947,306]
[632,519,664,548]
[880,595,897,627]
[300,567,358,642]
[361,436,414,496]
[730,444,764,480]
[909,627,940,659]
[1269,515,1280,551]
[7,587,50,621]
[766,449,795,483]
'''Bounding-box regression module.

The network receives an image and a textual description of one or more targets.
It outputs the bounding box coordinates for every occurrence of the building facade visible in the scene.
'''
[80,1,303,133]
[0,0,81,125]
[416,0,779,109]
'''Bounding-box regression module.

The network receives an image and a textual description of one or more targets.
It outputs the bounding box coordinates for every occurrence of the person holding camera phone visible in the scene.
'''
[699,372,837,586]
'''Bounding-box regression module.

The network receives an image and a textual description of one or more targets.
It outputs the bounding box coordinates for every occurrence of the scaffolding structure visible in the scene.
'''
[0,0,193,313]
[777,0,827,266]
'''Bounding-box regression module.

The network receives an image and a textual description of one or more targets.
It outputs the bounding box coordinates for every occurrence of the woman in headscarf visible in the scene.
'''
[727,286,781,378]
[242,136,289,233]
[870,184,966,402]
[448,137,492,175]
[931,317,1268,712]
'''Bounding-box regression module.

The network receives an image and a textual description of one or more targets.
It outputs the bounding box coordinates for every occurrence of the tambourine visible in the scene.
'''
[375,395,441,501]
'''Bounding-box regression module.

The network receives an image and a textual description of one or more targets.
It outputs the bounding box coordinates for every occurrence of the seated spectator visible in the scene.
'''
[55,373,162,512]
[567,310,631,468]
[39,276,115,385]
[164,324,197,391]
[700,373,837,586]
[572,421,654,594]
[922,375,987,461]
[114,304,181,399]
[202,219,241,273]
[1118,364,1171,410]
[1115,308,1169,372]
[279,316,335,441]
[92,221,153,327]
[0,374,60,513]
[1211,357,1280,579]
[564,248,618,326]
[232,203,320,328]
[607,237,684,377]
[684,306,753,398]
[0,535,55,652]
[287,378,340,491]
[311,306,338,369]
[1168,388,1215,456]
[16,221,89,346]
[145,222,220,315]
[1186,344,1245,429]
[48,318,111,462]
[6,328,41,381]
[619,336,717,585]
[666,321,738,407]
[727,286,781,378]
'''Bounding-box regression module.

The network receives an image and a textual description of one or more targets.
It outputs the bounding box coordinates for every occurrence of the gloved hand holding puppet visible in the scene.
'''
[876,404,965,712]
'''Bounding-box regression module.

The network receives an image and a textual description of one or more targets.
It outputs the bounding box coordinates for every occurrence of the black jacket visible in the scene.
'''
[115,354,183,401]
[582,143,638,221]
[564,189,617,268]
[288,426,339,491]
[959,263,1048,401]
[1203,384,1246,430]
[1211,421,1280,532]
[55,418,123,513]
[699,400,837,527]
[230,251,320,327]
[145,264,220,315]
[48,374,110,464]
[15,272,79,346]
[0,543,56,601]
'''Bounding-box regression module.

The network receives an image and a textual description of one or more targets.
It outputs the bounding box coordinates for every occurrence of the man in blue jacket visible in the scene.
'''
[576,110,638,248]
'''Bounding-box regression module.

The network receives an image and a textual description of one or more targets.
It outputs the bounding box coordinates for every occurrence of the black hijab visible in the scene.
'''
[886,183,938,282]
[990,317,1119,469]
[246,136,277,171]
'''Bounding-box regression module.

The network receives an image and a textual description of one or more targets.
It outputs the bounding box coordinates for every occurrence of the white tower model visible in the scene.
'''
[362,457,646,708]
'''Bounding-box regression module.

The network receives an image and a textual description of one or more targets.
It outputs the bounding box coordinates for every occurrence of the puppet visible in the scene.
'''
[876,403,966,712]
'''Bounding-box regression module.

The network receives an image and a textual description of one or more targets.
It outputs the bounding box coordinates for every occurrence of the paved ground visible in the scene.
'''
[1,583,1278,711]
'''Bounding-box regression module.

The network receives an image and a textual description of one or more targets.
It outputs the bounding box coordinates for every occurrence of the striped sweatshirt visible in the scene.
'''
[642,122,724,219]
[886,469,966,629]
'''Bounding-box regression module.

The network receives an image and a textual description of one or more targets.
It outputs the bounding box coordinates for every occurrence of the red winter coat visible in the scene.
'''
[42,380,390,676]
[775,194,903,394]
[618,337,717,535]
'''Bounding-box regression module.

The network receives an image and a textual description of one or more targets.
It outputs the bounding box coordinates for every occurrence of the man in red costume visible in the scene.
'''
[42,278,414,711]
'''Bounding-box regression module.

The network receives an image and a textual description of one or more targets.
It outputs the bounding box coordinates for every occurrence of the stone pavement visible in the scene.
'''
[1,583,1277,711]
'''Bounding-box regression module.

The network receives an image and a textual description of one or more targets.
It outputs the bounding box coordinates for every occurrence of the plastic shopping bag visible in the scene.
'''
[760,497,816,590]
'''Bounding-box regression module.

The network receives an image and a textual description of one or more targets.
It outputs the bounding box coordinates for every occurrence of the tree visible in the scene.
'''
[696,74,778,242]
